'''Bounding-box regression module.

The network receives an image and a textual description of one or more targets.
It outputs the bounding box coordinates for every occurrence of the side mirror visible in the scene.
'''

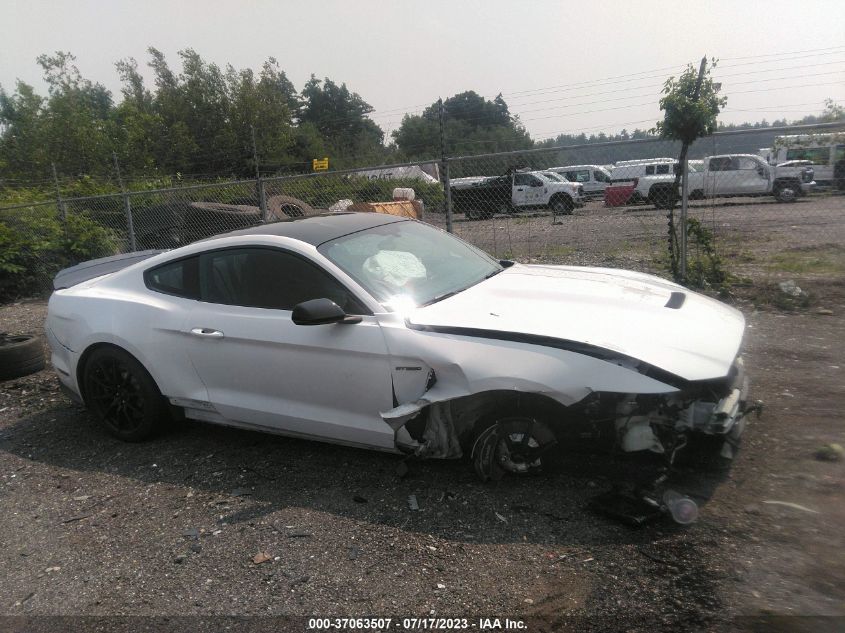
[757,167,767,178]
[292,298,362,325]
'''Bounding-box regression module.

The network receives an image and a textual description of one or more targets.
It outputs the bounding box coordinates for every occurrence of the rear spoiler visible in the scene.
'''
[53,250,165,290]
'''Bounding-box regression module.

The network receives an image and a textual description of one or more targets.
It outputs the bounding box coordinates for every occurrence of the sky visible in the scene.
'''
[2,0,844,142]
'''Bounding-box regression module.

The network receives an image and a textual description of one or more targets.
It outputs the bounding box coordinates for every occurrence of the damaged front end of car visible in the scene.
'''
[380,348,759,525]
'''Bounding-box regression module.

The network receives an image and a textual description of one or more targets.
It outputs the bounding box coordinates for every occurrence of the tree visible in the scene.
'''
[392,91,532,161]
[655,57,726,281]
[299,76,384,165]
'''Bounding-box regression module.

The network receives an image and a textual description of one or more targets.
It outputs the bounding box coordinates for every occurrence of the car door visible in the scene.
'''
[737,156,770,194]
[705,156,733,197]
[512,173,532,207]
[183,246,396,450]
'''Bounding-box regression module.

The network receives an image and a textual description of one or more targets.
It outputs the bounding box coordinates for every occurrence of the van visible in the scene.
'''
[765,134,845,187]
[546,165,612,198]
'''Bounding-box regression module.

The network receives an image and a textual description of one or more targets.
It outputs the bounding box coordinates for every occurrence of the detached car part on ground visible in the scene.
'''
[46,213,755,524]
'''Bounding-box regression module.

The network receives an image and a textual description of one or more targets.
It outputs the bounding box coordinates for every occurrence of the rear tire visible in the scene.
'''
[650,186,677,209]
[550,196,573,216]
[83,347,168,442]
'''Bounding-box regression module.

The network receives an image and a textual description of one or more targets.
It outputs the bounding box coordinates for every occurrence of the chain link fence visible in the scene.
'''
[2,124,843,300]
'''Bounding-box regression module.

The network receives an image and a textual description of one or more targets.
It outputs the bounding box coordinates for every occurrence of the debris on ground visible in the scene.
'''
[815,443,844,462]
[761,500,819,514]
[252,552,272,565]
[352,495,368,504]
[408,495,420,511]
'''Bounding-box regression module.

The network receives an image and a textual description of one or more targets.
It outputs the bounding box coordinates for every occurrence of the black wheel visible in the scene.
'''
[471,415,557,481]
[550,196,573,216]
[651,187,677,209]
[774,182,798,203]
[83,347,167,441]
[0,333,45,381]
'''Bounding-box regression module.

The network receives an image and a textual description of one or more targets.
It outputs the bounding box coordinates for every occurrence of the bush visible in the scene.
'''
[0,207,119,300]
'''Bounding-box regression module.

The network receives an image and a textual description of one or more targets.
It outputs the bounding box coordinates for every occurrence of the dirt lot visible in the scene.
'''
[1,195,844,632]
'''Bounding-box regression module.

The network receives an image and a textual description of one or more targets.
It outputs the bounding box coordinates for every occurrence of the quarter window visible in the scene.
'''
[145,256,200,299]
[199,248,366,313]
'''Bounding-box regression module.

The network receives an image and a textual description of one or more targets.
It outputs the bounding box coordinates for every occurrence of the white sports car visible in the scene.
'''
[46,213,750,494]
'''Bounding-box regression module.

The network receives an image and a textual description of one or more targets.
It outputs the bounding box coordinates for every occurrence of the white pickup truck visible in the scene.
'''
[450,170,585,219]
[631,154,816,208]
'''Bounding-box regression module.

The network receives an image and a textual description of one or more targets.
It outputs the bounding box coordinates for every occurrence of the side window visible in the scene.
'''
[565,171,578,181]
[514,173,530,186]
[656,164,671,174]
[528,175,543,187]
[738,157,759,170]
[199,248,367,314]
[645,165,655,175]
[593,170,608,183]
[145,256,200,299]
[709,157,734,171]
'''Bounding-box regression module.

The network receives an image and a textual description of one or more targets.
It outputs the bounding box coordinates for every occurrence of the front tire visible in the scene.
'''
[83,347,168,442]
[774,182,798,203]
[471,415,557,481]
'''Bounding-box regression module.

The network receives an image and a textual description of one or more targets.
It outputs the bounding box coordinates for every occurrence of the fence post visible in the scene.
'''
[438,99,454,232]
[680,157,689,281]
[112,152,137,252]
[251,125,268,221]
[51,163,66,224]
[443,158,453,233]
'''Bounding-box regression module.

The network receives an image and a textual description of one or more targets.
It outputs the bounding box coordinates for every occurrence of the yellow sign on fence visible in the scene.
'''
[312,157,329,171]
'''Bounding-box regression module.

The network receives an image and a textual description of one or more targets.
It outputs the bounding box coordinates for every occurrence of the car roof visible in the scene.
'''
[205,212,409,247]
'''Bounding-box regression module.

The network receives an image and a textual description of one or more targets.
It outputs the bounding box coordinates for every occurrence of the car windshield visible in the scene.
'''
[318,220,502,310]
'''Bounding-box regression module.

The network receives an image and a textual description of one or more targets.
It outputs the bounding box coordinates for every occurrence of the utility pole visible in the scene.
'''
[112,152,137,252]
[439,98,453,232]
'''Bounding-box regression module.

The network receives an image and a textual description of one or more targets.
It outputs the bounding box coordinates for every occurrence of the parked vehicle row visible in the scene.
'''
[447,131,840,218]
[450,169,585,220]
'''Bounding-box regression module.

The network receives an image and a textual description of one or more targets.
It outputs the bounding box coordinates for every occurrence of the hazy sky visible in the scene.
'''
[2,0,844,141]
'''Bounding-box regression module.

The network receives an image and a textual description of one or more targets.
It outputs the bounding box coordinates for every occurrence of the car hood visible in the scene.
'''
[407,264,745,382]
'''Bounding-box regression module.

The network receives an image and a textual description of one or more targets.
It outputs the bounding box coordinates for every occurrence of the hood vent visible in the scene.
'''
[665,292,686,309]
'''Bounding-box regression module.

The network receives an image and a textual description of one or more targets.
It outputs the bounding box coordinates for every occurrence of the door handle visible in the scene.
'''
[190,327,224,338]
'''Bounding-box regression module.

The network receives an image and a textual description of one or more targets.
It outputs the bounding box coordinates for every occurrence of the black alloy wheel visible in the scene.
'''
[84,348,166,441]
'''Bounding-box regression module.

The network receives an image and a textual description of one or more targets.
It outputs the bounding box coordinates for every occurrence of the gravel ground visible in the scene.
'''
[1,196,844,633]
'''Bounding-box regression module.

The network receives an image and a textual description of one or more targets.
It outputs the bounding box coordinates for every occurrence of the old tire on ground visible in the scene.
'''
[0,333,45,381]
[550,195,574,216]
[471,414,557,481]
[774,182,798,203]
[82,347,168,442]
[266,195,314,220]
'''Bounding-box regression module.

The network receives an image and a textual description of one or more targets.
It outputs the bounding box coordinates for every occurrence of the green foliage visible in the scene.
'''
[683,218,732,294]
[655,59,727,144]
[392,92,532,160]
[0,207,118,300]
